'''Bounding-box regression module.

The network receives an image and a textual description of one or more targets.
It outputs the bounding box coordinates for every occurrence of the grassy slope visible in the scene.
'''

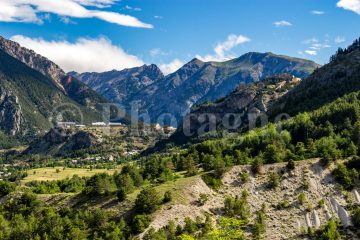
[22,166,122,184]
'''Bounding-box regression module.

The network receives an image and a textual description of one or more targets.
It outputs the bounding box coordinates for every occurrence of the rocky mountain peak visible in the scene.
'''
[0,36,66,92]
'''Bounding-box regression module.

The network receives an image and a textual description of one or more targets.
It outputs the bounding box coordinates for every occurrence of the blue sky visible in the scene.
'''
[0,0,359,74]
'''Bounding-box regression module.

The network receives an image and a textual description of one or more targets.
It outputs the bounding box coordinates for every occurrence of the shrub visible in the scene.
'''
[286,159,295,171]
[239,171,250,183]
[117,188,127,202]
[84,173,116,196]
[163,191,172,203]
[352,206,360,227]
[223,190,250,222]
[198,193,208,206]
[132,214,151,233]
[135,187,162,214]
[252,208,266,239]
[0,180,15,197]
[298,193,306,205]
[268,172,281,189]
[333,164,356,190]
[319,219,341,240]
[201,173,222,191]
[277,199,290,209]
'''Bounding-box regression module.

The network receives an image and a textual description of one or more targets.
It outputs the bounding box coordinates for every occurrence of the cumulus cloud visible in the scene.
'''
[196,34,251,62]
[11,35,144,73]
[311,10,325,15]
[302,38,331,56]
[273,20,292,27]
[159,59,184,75]
[0,0,152,28]
[305,50,317,56]
[337,0,360,14]
[335,36,346,43]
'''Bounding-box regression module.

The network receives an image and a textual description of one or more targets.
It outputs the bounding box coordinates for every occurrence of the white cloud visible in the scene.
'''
[150,48,171,57]
[196,34,251,62]
[11,35,144,73]
[124,5,142,11]
[273,20,292,27]
[311,10,325,15]
[337,0,360,14]
[335,36,346,43]
[73,0,117,8]
[159,59,184,75]
[305,50,317,56]
[0,0,152,28]
[301,37,331,56]
[154,15,163,19]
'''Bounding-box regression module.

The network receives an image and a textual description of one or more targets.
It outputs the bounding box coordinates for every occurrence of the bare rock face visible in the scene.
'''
[353,189,360,203]
[305,213,312,228]
[0,36,65,92]
[337,206,351,227]
[312,210,321,229]
[0,88,24,136]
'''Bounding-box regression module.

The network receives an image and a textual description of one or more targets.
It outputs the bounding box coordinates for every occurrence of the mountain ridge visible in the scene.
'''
[0,36,108,109]
[73,52,319,126]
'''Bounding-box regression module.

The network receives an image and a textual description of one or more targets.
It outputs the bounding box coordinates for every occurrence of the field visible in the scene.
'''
[22,166,122,183]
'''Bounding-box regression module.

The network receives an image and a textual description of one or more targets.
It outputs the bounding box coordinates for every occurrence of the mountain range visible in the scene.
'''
[154,37,360,148]
[71,52,320,126]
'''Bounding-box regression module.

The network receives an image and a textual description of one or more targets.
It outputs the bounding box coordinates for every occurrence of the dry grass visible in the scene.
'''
[22,166,122,183]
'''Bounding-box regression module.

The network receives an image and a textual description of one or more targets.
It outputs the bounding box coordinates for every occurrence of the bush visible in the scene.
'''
[117,188,127,202]
[277,199,290,209]
[352,206,360,227]
[135,187,162,214]
[163,191,172,203]
[198,193,208,206]
[239,171,250,183]
[84,173,116,196]
[0,180,15,197]
[319,219,341,240]
[252,208,266,239]
[268,172,281,189]
[286,159,295,171]
[333,164,357,190]
[132,214,151,233]
[298,193,306,205]
[223,190,250,222]
[201,173,222,191]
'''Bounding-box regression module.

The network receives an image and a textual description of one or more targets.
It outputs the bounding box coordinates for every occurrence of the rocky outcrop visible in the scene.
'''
[0,88,24,136]
[24,128,101,156]
[58,131,101,155]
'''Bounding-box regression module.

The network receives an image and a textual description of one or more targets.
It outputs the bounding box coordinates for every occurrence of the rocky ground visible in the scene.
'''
[146,159,359,239]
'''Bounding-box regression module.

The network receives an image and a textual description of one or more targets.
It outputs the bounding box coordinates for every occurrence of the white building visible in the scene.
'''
[109,122,122,126]
[92,122,107,126]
